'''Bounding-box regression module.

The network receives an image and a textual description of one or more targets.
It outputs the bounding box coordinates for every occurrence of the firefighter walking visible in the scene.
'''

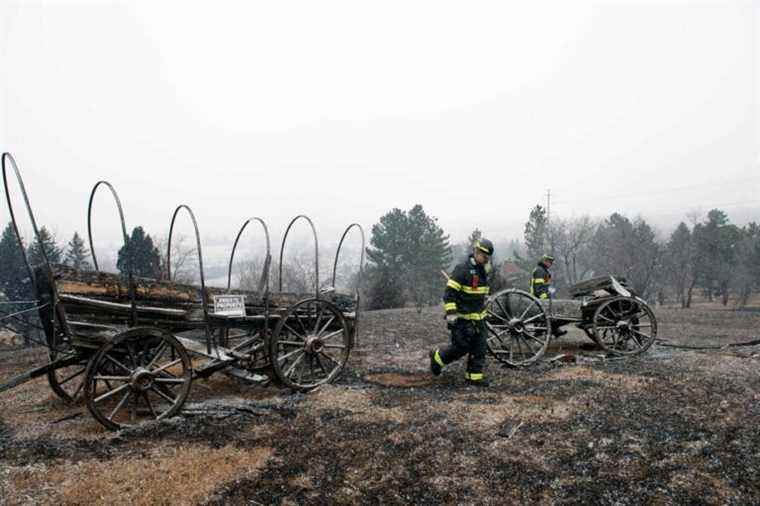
[530,254,554,299]
[429,239,494,386]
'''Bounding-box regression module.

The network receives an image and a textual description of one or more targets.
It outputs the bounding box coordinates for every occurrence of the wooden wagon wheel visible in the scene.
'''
[485,289,551,367]
[592,296,657,356]
[84,327,193,430]
[47,341,89,403]
[269,298,351,391]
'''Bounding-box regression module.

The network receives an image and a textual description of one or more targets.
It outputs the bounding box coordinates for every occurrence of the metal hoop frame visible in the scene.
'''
[1,153,50,286]
[86,180,136,324]
[1,152,72,340]
[167,205,210,348]
[331,223,366,296]
[278,215,319,298]
[227,217,271,294]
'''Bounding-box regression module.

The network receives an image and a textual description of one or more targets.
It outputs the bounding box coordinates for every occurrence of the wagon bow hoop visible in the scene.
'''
[278,214,319,298]
[227,217,271,295]
[87,180,137,324]
[1,152,52,289]
[331,223,366,299]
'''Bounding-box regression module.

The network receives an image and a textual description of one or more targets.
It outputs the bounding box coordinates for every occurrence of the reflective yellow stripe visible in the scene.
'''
[532,278,547,284]
[461,286,490,295]
[434,350,445,367]
[444,302,457,311]
[465,372,484,380]
[457,311,488,321]
[539,293,548,300]
[447,279,463,291]
[475,242,490,254]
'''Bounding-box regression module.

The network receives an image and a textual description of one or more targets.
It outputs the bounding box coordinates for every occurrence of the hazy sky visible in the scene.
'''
[1,1,758,265]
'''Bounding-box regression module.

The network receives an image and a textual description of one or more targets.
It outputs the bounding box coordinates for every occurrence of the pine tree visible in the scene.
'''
[27,227,62,268]
[524,205,547,261]
[0,222,31,301]
[365,205,452,310]
[117,226,161,279]
[64,232,92,271]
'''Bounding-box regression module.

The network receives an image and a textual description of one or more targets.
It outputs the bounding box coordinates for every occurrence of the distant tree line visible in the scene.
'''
[0,203,757,326]
[516,205,760,308]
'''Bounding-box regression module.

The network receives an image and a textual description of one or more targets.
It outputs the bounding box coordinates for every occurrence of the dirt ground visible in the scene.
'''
[1,303,760,505]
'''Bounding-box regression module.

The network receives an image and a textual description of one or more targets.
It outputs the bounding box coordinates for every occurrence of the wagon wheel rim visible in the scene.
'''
[270,298,351,391]
[84,329,193,430]
[592,297,657,356]
[47,339,88,403]
[485,289,550,367]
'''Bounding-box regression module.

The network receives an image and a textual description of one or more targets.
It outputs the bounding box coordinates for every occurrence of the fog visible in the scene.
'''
[1,1,758,265]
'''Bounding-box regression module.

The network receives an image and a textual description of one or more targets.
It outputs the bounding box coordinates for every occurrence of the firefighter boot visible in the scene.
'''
[465,372,489,387]
[429,349,444,376]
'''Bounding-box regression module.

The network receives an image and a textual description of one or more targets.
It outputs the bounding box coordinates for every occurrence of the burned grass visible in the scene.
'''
[1,304,760,503]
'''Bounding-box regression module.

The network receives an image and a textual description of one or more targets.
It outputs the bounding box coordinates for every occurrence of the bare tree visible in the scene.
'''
[154,233,198,284]
[548,216,597,288]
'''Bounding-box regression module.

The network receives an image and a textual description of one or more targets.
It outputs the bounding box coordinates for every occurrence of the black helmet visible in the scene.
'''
[474,238,494,256]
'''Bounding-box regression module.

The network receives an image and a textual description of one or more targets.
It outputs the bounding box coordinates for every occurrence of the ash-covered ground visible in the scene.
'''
[1,304,760,505]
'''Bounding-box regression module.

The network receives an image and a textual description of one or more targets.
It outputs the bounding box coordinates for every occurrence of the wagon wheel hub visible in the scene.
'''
[509,318,524,333]
[130,367,155,392]
[617,320,631,331]
[304,335,324,354]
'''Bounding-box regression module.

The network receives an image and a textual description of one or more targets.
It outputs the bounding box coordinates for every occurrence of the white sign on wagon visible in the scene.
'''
[213,295,246,316]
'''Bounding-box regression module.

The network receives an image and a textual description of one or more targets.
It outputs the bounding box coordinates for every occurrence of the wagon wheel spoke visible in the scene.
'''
[313,303,326,333]
[93,383,130,404]
[146,342,168,369]
[322,343,346,350]
[126,342,139,368]
[108,390,132,421]
[315,354,328,377]
[495,298,512,319]
[316,316,336,337]
[143,392,158,418]
[283,352,305,378]
[277,347,304,363]
[154,377,187,384]
[149,384,178,404]
[152,358,183,374]
[631,329,652,341]
[523,333,548,347]
[319,350,341,367]
[519,304,533,321]
[278,340,305,347]
[487,310,510,324]
[59,367,87,386]
[523,313,543,324]
[320,328,344,342]
[294,309,310,337]
[70,379,86,401]
[520,334,538,356]
[104,354,133,375]
[282,323,307,341]
[93,375,130,383]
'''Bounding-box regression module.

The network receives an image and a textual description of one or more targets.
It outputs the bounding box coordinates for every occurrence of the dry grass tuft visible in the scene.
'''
[8,444,273,506]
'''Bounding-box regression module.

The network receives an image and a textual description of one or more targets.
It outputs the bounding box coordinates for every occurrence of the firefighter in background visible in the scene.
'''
[429,239,494,386]
[531,254,555,299]
[531,254,567,337]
